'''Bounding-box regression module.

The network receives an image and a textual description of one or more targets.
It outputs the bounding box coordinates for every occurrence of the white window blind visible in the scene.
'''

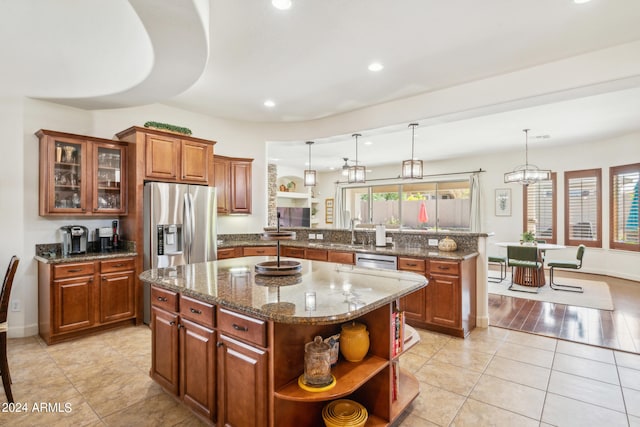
[610,164,640,251]
[524,173,556,243]
[565,169,602,247]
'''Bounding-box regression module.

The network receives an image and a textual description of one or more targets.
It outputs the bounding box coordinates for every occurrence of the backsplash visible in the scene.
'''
[36,240,136,257]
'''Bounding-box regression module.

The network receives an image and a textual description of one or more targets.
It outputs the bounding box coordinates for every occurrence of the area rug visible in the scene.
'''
[488,274,614,311]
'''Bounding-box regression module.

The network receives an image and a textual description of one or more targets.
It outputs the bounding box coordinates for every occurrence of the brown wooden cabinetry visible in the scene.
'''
[37,129,128,216]
[143,131,214,184]
[151,305,179,394]
[327,250,355,265]
[38,257,137,345]
[243,246,277,257]
[398,257,427,323]
[217,247,242,260]
[214,155,253,215]
[281,246,354,264]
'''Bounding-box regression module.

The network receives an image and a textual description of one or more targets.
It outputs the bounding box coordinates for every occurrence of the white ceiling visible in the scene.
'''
[2,0,640,169]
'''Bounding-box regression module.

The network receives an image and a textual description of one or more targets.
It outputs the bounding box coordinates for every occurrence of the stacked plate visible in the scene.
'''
[322,399,368,427]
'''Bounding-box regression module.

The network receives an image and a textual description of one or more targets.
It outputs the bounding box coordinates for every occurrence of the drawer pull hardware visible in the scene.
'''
[68,268,83,273]
[113,263,124,267]
[190,308,202,315]
[216,342,224,348]
[407,263,417,267]
[157,296,168,302]
[438,266,450,270]
[177,324,184,329]
[232,323,248,332]
[169,321,176,326]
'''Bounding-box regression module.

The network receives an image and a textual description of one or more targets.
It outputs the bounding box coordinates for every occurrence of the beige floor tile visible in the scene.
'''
[408,382,466,426]
[547,371,626,412]
[100,392,197,427]
[391,406,440,427]
[414,360,482,396]
[552,353,620,384]
[616,351,640,370]
[494,341,555,368]
[399,351,428,374]
[557,339,615,364]
[432,346,494,372]
[407,341,442,360]
[484,355,551,390]
[415,329,452,348]
[624,387,640,418]
[441,334,504,355]
[451,398,539,427]
[620,366,640,390]
[469,374,546,420]
[542,392,628,427]
[504,330,557,351]
[469,326,510,341]
[64,359,143,393]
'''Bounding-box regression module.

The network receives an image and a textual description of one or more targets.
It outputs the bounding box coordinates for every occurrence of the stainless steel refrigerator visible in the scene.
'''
[143,182,217,323]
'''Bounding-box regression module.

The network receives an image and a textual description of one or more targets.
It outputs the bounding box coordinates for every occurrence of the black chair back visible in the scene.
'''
[0,256,19,324]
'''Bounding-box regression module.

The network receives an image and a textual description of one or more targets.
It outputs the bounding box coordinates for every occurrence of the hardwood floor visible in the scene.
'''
[488,270,640,353]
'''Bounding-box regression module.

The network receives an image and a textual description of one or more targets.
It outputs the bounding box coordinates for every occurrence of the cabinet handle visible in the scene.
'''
[438,266,450,270]
[406,263,417,267]
[81,208,86,212]
[157,296,168,302]
[216,342,224,348]
[232,323,248,332]
[177,324,184,329]
[256,250,265,254]
[190,307,202,315]
[88,277,93,282]
[68,269,83,273]
[114,263,124,267]
[169,321,176,326]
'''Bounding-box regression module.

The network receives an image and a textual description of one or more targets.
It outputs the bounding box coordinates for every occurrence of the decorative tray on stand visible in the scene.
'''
[254,216,302,276]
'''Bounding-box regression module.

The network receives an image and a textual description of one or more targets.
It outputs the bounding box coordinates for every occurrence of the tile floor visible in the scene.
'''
[2,325,640,426]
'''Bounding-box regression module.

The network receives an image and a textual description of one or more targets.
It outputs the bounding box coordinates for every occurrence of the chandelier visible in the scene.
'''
[504,129,551,185]
[347,133,366,183]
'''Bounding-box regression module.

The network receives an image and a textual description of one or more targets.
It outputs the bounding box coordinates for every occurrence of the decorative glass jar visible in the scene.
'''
[304,336,332,386]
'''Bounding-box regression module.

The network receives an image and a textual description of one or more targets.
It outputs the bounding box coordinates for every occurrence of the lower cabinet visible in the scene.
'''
[398,257,427,323]
[181,318,216,420]
[38,257,137,344]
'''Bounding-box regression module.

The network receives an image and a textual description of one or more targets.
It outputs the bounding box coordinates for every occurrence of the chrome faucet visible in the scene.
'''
[350,218,360,245]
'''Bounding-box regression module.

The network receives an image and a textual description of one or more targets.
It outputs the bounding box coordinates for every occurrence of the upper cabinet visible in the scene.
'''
[143,132,213,184]
[214,155,253,215]
[37,130,127,216]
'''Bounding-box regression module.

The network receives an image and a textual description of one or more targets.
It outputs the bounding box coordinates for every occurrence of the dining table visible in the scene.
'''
[495,242,566,287]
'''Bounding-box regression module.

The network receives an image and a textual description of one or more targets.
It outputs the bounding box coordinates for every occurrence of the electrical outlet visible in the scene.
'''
[11,300,21,312]
[309,233,316,240]
[386,236,393,244]
[316,234,323,240]
[428,239,438,246]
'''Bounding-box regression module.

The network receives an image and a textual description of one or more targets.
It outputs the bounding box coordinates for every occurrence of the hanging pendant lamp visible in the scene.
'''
[504,129,551,185]
[348,133,366,183]
[341,157,350,177]
[304,141,316,186]
[402,123,423,179]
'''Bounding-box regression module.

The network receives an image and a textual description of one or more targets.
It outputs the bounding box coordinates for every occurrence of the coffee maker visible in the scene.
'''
[60,225,88,256]
[97,227,113,252]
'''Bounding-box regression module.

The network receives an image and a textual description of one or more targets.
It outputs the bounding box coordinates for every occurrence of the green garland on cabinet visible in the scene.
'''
[143,121,192,136]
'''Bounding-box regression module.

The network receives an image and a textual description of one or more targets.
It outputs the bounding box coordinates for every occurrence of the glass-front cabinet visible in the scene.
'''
[37,130,127,216]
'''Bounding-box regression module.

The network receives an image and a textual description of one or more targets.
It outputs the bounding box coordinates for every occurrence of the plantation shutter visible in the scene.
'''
[565,169,602,247]
[523,173,556,244]
[610,164,640,251]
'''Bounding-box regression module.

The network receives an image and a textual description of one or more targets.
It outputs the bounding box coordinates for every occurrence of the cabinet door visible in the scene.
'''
[99,270,135,323]
[180,318,216,421]
[145,134,179,180]
[151,306,179,395]
[280,246,305,258]
[47,137,88,214]
[426,273,461,328]
[230,161,252,214]
[243,246,277,256]
[327,250,355,265]
[93,142,127,214]
[217,334,267,427]
[217,247,240,260]
[214,158,230,214]
[399,288,427,323]
[181,140,209,184]
[52,275,94,334]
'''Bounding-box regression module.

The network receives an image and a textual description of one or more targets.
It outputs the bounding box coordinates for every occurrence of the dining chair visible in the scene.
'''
[506,246,543,293]
[1,255,19,403]
[488,255,507,283]
[547,245,585,293]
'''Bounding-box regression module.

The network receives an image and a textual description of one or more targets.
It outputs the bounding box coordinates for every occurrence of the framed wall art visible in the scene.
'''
[495,188,511,217]
[325,198,334,224]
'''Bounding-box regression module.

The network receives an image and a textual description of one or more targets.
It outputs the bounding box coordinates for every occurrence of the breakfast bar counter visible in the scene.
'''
[140,256,427,426]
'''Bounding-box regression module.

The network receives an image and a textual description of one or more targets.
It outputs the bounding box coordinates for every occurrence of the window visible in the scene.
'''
[565,169,602,248]
[610,163,640,251]
[523,173,557,244]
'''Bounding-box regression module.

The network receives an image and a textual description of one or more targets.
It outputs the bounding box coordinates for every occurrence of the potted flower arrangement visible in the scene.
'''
[520,231,536,245]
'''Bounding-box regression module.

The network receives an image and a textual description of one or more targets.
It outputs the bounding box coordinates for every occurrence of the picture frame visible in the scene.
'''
[325,198,334,224]
[495,188,511,217]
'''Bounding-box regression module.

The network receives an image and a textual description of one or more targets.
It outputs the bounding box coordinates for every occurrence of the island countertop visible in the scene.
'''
[139,256,427,325]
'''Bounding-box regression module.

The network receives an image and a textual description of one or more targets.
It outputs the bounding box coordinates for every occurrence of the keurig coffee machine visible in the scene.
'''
[60,225,88,256]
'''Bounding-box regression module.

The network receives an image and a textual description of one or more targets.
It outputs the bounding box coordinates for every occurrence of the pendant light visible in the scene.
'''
[348,133,366,183]
[401,123,423,179]
[304,141,316,187]
[341,157,350,176]
[504,129,551,185]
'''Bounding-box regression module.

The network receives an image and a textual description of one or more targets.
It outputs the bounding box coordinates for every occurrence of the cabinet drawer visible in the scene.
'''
[243,246,277,256]
[217,307,267,348]
[305,248,328,261]
[398,257,426,273]
[151,286,179,312]
[100,258,135,273]
[327,251,354,265]
[217,247,241,259]
[429,260,460,276]
[53,262,95,279]
[180,295,215,329]
[281,246,305,258]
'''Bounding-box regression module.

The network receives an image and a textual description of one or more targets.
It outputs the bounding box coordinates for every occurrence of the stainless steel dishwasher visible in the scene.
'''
[355,252,398,270]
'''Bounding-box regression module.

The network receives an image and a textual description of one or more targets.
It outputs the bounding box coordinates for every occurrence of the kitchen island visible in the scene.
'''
[140,256,427,427]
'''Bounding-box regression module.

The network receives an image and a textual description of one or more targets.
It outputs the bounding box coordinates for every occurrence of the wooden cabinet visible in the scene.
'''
[214,155,253,215]
[304,248,328,261]
[243,246,277,257]
[217,247,242,260]
[151,305,179,394]
[180,318,216,420]
[398,257,427,323]
[144,132,213,184]
[37,129,128,216]
[280,246,305,258]
[280,247,354,264]
[37,257,137,344]
[327,250,355,265]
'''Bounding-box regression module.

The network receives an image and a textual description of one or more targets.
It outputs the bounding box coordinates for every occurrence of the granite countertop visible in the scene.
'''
[140,256,427,325]
[35,250,138,264]
[218,240,478,261]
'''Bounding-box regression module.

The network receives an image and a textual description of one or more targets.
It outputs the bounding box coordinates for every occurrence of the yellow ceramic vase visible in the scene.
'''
[339,322,370,362]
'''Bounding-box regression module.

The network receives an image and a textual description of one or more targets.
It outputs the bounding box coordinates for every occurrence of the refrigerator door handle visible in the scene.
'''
[187,192,196,264]
[183,192,192,263]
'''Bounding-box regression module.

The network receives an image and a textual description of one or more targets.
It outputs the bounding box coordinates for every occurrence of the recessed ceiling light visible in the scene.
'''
[573,0,591,3]
[272,0,292,10]
[368,62,384,72]
[364,141,373,146]
[264,99,276,108]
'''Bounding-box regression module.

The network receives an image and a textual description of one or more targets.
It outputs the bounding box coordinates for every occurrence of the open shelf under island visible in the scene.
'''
[140,256,428,427]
